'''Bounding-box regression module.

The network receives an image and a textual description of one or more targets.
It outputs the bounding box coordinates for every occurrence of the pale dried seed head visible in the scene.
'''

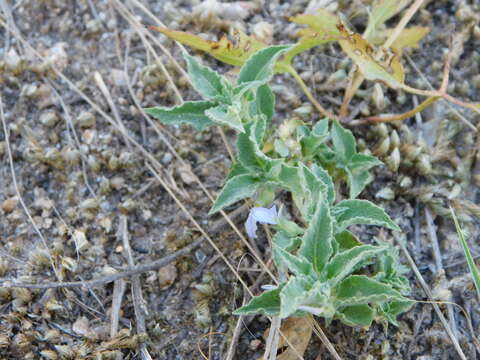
[13,288,32,303]
[390,130,400,149]
[417,154,432,175]
[374,137,391,157]
[40,350,58,360]
[386,147,401,172]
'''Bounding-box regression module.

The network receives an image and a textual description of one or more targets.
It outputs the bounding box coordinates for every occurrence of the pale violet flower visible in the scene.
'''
[245,205,278,239]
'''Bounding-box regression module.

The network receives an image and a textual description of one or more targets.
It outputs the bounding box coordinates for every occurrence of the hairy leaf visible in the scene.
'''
[333,199,401,232]
[273,245,315,277]
[183,52,227,99]
[335,230,362,251]
[311,164,335,204]
[144,101,216,130]
[299,200,333,273]
[253,84,275,121]
[209,174,261,214]
[337,304,375,328]
[234,287,282,316]
[378,300,414,326]
[326,245,387,285]
[331,119,356,164]
[238,45,292,85]
[280,276,328,318]
[205,104,244,132]
[334,275,406,307]
[346,168,374,199]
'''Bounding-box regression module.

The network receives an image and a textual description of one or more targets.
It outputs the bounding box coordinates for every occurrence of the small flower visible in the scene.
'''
[245,205,278,239]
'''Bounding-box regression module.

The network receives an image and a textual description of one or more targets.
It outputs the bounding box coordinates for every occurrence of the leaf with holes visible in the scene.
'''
[151,27,266,67]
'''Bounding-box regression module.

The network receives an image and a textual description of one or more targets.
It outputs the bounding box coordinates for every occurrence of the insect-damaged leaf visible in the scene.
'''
[151,27,266,67]
[337,24,405,89]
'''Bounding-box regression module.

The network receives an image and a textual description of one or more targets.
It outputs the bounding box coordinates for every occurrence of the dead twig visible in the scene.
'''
[110,279,126,338]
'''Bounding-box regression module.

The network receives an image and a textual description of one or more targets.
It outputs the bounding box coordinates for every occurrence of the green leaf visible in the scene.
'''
[334,275,406,307]
[337,304,375,328]
[238,45,292,85]
[333,199,401,233]
[299,200,333,274]
[209,174,260,214]
[234,287,282,316]
[298,118,329,158]
[253,84,275,121]
[346,168,374,199]
[273,245,315,277]
[299,163,327,219]
[326,245,387,285]
[349,153,382,171]
[274,139,290,157]
[335,230,362,251]
[183,52,226,100]
[226,161,250,180]
[451,206,480,299]
[377,300,414,326]
[272,231,302,271]
[205,104,244,132]
[311,164,335,204]
[144,101,216,131]
[279,276,329,318]
[236,117,274,172]
[331,119,356,164]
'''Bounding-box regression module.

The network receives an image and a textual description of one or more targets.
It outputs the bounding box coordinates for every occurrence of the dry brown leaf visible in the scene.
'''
[276,317,313,360]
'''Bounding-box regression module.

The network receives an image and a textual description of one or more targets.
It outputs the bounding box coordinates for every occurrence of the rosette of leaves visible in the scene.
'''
[234,197,413,328]
[145,46,413,328]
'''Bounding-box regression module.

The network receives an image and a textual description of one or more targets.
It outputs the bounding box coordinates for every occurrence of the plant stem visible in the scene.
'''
[286,65,336,120]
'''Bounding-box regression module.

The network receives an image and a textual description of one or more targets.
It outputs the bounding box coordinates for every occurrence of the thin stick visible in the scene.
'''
[121,216,152,360]
[382,0,425,50]
[110,279,126,337]
[395,235,467,360]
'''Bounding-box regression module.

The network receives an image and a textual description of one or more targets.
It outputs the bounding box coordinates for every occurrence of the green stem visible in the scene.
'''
[284,65,336,120]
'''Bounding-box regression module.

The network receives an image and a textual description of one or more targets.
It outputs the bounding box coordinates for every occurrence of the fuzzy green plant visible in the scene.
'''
[145,46,413,328]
